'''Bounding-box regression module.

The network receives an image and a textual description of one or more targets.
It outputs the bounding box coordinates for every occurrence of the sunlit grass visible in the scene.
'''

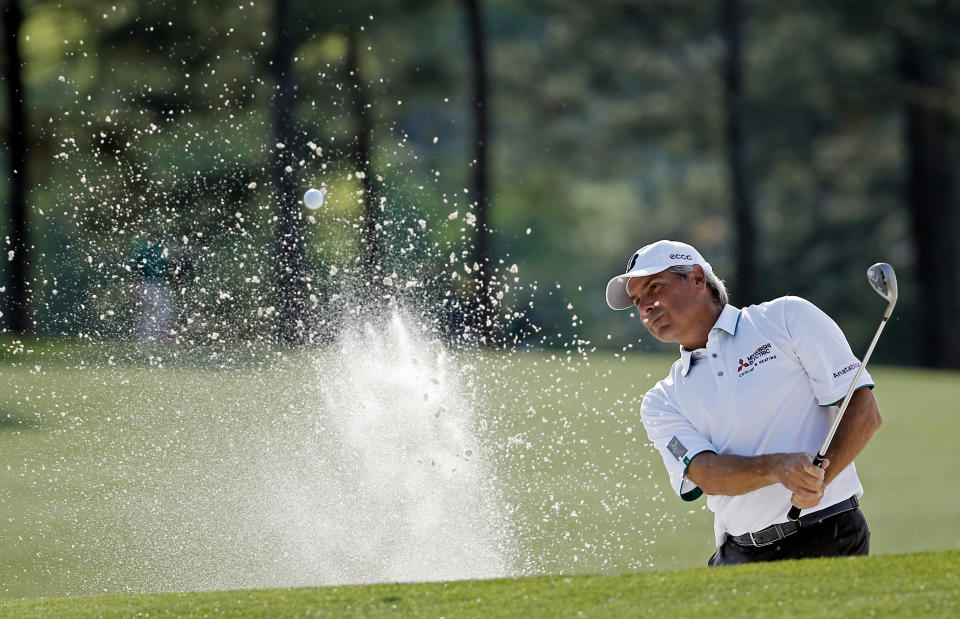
[1,551,957,617]
[1,335,957,600]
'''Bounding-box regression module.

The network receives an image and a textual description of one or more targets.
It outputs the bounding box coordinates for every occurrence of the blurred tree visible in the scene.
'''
[487,0,727,341]
[272,0,308,344]
[6,0,953,366]
[2,0,30,333]
[464,0,496,344]
[898,2,960,368]
[817,0,959,366]
[721,0,757,305]
[742,3,907,358]
[345,27,381,294]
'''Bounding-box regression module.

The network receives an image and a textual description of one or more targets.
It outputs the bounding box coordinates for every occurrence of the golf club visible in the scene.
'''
[787,262,898,522]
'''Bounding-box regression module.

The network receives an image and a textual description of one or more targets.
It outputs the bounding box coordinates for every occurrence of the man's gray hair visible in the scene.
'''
[667,265,729,306]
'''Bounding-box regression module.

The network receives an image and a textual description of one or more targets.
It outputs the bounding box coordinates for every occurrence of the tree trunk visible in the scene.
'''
[722,0,756,307]
[345,30,380,293]
[465,0,495,344]
[271,0,307,344]
[900,28,960,368]
[2,0,30,333]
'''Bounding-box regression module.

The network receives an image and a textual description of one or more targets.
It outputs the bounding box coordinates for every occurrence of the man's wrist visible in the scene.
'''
[759,453,785,487]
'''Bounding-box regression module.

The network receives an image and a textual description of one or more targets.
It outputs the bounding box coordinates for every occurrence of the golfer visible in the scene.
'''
[605,240,882,565]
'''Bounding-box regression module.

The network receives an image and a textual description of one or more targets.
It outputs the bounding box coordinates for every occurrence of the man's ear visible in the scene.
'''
[691,264,707,290]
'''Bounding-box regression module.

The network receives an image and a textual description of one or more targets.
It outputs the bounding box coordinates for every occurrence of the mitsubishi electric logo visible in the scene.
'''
[737,342,776,377]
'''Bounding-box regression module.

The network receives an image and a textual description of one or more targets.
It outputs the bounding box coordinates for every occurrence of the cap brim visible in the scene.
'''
[605,263,679,310]
[605,275,634,310]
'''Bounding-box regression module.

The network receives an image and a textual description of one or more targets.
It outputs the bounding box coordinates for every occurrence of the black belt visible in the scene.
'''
[729,496,860,547]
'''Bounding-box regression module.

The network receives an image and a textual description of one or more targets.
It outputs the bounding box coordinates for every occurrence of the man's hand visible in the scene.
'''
[775,453,830,509]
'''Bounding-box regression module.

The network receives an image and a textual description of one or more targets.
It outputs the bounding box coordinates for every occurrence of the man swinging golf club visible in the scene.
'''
[606,240,889,565]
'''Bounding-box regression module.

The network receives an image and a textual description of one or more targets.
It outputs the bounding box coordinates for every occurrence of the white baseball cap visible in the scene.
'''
[605,240,714,310]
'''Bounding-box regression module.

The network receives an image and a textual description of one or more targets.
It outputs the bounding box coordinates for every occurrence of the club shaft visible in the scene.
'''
[788,265,895,523]
[787,315,889,522]
[815,317,888,457]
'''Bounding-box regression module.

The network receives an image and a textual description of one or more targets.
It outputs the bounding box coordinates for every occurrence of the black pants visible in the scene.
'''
[708,509,870,566]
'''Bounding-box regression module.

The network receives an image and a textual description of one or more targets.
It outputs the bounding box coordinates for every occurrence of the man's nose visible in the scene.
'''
[635,297,654,316]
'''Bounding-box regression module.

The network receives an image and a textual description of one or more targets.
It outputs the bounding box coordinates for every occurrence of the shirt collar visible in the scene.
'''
[679,304,741,376]
[714,303,741,336]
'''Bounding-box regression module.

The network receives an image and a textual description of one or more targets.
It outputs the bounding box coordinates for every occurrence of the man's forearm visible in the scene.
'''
[685,388,882,502]
[686,452,784,496]
[686,450,827,501]
[822,387,883,486]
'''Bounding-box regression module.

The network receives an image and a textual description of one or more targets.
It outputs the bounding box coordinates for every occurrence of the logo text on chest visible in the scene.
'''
[736,342,777,377]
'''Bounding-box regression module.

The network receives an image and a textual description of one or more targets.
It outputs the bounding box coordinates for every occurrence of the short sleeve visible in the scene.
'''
[641,385,718,501]
[783,296,874,406]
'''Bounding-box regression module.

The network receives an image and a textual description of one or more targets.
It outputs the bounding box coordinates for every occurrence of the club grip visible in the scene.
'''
[786,453,826,522]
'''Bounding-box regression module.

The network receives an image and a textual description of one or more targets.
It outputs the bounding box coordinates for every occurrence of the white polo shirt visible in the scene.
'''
[640,296,874,547]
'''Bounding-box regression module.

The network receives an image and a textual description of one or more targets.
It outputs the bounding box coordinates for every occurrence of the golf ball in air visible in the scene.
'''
[303,188,325,209]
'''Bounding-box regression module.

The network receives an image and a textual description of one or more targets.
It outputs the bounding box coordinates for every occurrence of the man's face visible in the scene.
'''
[626,269,704,345]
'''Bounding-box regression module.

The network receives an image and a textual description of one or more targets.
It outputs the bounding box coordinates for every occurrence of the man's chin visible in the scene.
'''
[644,327,668,344]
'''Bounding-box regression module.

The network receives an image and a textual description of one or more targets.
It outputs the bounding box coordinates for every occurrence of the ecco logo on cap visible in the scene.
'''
[670,253,693,260]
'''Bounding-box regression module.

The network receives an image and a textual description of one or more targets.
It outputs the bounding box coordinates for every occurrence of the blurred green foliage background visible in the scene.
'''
[1,0,958,365]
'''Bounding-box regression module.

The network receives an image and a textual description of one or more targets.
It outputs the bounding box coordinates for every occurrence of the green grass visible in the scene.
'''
[1,335,959,601]
[1,551,958,617]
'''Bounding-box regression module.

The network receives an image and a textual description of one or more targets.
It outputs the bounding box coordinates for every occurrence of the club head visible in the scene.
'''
[867,262,898,319]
